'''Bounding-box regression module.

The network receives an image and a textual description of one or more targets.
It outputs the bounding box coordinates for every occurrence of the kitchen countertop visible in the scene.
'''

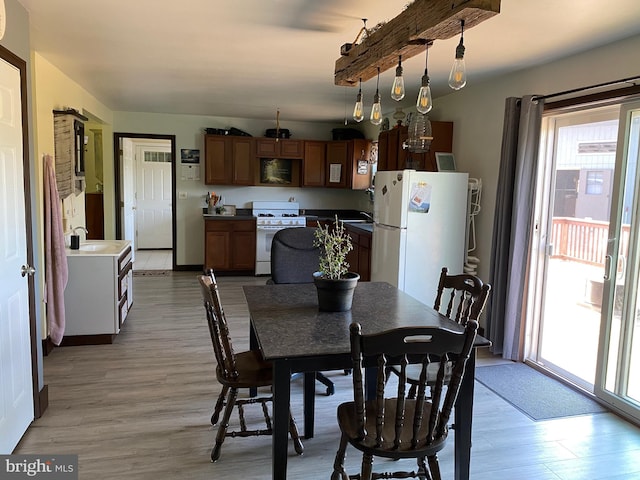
[203,214,255,220]
[346,223,373,234]
[66,239,131,256]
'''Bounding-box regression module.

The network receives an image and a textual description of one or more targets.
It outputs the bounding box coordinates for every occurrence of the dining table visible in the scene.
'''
[243,281,490,480]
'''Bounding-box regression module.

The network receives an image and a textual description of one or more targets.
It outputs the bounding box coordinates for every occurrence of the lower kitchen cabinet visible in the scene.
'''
[204,218,256,272]
[63,241,133,345]
[345,224,372,282]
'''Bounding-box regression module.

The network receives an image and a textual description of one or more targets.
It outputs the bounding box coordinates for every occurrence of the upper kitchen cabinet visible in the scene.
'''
[302,141,326,187]
[204,135,254,185]
[325,139,372,190]
[255,138,304,159]
[377,122,453,172]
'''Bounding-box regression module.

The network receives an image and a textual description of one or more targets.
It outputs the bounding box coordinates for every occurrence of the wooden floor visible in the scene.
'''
[16,273,640,479]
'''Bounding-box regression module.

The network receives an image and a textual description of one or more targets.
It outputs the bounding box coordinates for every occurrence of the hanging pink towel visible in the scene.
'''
[43,154,69,345]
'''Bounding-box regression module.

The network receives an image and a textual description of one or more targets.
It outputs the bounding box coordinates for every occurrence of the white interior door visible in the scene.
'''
[0,57,33,453]
[134,141,172,249]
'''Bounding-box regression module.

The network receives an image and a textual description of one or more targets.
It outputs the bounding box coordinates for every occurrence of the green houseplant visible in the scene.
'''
[312,216,360,312]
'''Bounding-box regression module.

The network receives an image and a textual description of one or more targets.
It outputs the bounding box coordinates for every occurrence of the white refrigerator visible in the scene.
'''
[371,170,469,307]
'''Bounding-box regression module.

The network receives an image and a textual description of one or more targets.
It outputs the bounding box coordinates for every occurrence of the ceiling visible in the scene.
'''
[19,0,640,123]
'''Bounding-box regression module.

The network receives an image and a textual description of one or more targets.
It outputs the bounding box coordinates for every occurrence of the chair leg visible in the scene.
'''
[427,454,441,480]
[361,453,373,480]
[211,387,237,462]
[417,456,431,480]
[288,411,304,455]
[331,433,349,480]
[211,385,229,425]
[315,372,335,396]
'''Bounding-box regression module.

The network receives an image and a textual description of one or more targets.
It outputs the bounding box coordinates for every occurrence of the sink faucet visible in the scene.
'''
[73,226,88,237]
[359,212,373,222]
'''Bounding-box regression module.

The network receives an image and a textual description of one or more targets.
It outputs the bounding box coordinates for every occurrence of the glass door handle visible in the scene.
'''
[604,255,612,281]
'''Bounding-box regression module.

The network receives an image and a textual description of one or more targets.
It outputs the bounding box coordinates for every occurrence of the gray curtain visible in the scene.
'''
[486,95,544,360]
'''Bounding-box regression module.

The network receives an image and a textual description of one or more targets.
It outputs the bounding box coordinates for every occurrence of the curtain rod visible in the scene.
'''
[533,75,640,102]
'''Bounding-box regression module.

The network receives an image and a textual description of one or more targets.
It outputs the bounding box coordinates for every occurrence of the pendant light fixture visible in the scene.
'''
[448,20,466,90]
[390,55,405,101]
[352,78,364,123]
[416,42,433,114]
[370,67,382,125]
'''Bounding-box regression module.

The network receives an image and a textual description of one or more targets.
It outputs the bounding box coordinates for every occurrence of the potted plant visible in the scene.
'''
[312,216,360,312]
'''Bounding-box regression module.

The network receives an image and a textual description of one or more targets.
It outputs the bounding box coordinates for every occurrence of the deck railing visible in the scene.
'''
[550,217,630,266]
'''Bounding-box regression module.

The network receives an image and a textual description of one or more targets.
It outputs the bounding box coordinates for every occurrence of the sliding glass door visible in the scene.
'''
[528,106,619,391]
[595,101,640,421]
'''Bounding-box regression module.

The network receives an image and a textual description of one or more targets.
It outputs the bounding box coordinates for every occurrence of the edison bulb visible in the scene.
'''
[416,85,432,114]
[353,92,364,122]
[448,58,466,90]
[391,65,405,101]
[370,94,382,125]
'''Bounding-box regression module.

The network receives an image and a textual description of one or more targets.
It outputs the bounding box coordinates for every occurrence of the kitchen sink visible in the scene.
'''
[67,239,131,255]
[79,243,111,252]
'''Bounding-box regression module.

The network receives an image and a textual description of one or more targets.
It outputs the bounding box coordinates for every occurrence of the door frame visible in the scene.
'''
[0,45,45,418]
[594,100,640,421]
[132,139,173,249]
[113,133,177,270]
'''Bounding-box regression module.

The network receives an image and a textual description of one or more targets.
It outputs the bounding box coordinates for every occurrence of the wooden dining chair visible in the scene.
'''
[198,271,304,462]
[387,266,490,399]
[331,320,479,480]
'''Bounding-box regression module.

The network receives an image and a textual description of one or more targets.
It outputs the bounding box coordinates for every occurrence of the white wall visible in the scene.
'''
[113,112,372,266]
[430,34,640,289]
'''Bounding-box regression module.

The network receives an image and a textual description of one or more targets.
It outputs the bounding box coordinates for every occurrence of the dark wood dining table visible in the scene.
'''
[243,281,490,480]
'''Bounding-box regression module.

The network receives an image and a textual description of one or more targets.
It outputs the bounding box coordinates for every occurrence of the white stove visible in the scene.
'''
[252,201,307,275]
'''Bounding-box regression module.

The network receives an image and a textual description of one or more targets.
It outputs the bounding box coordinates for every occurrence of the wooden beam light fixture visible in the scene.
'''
[334,0,500,87]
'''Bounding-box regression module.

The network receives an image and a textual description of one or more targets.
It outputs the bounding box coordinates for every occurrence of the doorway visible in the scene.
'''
[529,106,619,391]
[114,133,176,270]
[529,101,640,423]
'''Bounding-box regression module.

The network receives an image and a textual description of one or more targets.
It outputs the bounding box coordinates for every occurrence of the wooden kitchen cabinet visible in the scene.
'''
[302,141,326,187]
[204,135,254,185]
[345,224,372,281]
[325,139,372,190]
[255,138,304,159]
[204,218,256,272]
[377,122,452,172]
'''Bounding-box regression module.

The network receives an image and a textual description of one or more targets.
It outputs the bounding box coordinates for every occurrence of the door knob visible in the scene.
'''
[21,264,36,277]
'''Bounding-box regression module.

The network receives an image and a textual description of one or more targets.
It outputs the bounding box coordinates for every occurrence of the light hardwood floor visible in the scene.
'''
[15,273,640,479]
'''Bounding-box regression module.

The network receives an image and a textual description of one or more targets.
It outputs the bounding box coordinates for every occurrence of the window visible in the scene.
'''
[585,170,604,195]
[144,151,171,163]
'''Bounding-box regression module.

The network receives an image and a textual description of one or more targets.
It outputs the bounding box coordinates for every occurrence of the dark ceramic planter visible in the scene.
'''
[312,272,360,312]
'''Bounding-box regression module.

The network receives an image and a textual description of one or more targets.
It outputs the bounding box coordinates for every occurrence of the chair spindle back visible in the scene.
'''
[198,271,238,380]
[349,320,478,451]
[433,267,491,324]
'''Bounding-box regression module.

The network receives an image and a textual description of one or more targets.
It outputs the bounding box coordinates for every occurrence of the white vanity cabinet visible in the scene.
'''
[63,241,133,345]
